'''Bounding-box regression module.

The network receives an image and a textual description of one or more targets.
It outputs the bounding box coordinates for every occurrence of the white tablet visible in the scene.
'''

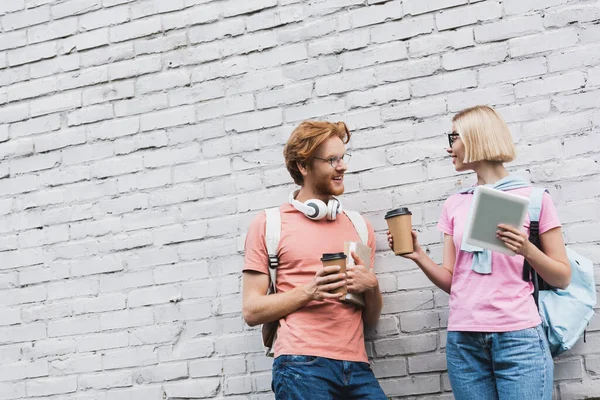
[464,186,530,256]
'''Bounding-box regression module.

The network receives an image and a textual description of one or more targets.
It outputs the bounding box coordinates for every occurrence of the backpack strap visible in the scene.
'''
[344,209,368,244]
[523,187,551,306]
[264,207,281,294]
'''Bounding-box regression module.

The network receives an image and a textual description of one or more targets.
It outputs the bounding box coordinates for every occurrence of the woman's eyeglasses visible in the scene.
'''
[448,132,460,148]
[313,153,352,168]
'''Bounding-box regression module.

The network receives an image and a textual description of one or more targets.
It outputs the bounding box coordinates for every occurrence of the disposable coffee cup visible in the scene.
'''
[385,208,414,255]
[321,252,347,296]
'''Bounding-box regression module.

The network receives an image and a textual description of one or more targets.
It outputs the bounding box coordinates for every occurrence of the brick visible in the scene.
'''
[51,0,100,19]
[27,17,78,44]
[10,114,60,138]
[135,31,187,56]
[408,27,473,57]
[110,17,162,43]
[284,99,346,122]
[137,70,190,95]
[380,375,441,397]
[30,54,79,78]
[163,379,220,399]
[350,1,402,28]
[2,6,50,31]
[81,42,134,68]
[503,0,565,15]
[67,104,114,126]
[554,90,600,112]
[347,82,410,109]
[411,70,477,97]
[247,4,303,32]
[30,90,82,117]
[480,57,547,85]
[47,278,99,300]
[114,93,168,117]
[515,71,586,99]
[316,68,376,96]
[131,0,185,19]
[168,80,224,107]
[548,43,600,72]
[109,55,162,80]
[375,333,438,356]
[0,1,25,14]
[447,85,515,112]
[377,56,441,84]
[189,18,245,44]
[404,0,466,15]
[103,347,158,370]
[443,43,507,70]
[0,30,27,51]
[474,15,543,43]
[7,41,56,66]
[510,29,579,58]
[436,1,501,31]
[191,56,249,83]
[48,315,100,337]
[256,82,312,110]
[382,96,447,121]
[61,28,109,53]
[221,0,277,18]
[26,376,77,397]
[371,16,435,44]
[162,3,219,30]
[79,370,132,390]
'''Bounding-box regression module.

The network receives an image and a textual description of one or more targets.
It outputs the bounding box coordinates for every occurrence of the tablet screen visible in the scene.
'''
[465,186,529,256]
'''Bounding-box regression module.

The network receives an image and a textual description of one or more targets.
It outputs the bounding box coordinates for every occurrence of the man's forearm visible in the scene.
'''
[244,286,313,327]
[362,284,383,329]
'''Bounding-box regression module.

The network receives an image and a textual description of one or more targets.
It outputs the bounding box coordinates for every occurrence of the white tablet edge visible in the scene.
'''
[464,186,530,257]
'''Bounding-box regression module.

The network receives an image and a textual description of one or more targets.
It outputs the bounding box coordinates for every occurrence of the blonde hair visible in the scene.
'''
[453,105,516,163]
[284,121,351,185]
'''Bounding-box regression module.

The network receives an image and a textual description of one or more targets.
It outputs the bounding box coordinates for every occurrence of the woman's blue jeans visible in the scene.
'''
[272,355,387,400]
[446,324,554,400]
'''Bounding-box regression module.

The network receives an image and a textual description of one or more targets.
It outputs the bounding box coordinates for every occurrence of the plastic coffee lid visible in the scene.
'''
[320,252,347,262]
[385,207,412,219]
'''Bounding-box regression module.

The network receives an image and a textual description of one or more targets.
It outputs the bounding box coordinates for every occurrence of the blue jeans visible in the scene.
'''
[446,324,554,400]
[272,355,387,400]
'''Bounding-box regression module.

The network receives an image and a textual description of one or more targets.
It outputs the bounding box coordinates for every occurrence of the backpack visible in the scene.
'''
[261,207,369,357]
[522,187,597,357]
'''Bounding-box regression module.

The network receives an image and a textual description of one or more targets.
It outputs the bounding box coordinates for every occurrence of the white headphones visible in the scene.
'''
[289,189,343,221]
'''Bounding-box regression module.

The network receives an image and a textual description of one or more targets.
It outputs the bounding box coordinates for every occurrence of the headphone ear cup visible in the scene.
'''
[304,199,328,220]
[327,198,339,221]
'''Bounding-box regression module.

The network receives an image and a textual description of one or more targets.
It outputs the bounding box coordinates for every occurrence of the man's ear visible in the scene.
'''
[297,161,309,177]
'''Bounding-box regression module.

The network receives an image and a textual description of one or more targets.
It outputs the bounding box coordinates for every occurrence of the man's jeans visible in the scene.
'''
[446,324,554,400]
[272,355,387,400]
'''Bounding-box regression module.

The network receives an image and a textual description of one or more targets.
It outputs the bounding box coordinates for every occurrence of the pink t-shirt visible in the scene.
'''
[243,203,376,362]
[437,187,561,332]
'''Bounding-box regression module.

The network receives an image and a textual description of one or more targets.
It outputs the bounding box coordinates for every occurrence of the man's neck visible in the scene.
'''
[295,186,331,204]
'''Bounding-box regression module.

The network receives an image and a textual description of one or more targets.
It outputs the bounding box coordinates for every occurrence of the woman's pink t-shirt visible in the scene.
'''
[437,187,561,332]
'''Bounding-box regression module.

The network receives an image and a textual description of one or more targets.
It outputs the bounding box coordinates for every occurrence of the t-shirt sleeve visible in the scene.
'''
[437,197,454,236]
[243,211,269,275]
[365,217,376,270]
[539,191,562,235]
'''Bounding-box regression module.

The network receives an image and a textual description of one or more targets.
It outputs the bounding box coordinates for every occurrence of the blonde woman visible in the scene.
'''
[389,106,570,400]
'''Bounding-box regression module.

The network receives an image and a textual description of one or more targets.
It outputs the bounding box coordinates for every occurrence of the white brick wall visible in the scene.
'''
[0,0,599,399]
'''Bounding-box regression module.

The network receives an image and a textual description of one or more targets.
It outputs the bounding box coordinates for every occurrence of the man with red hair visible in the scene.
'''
[242,121,386,399]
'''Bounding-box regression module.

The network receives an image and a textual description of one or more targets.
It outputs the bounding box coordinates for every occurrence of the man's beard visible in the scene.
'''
[313,173,344,197]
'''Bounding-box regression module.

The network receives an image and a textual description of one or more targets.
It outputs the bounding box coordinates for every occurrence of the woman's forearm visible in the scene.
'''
[413,251,453,294]
[524,244,571,289]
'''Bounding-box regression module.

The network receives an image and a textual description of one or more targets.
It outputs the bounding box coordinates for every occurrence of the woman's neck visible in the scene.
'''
[473,161,509,185]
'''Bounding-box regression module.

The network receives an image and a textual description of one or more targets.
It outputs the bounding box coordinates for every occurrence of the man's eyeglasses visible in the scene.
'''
[313,152,352,168]
[448,132,460,148]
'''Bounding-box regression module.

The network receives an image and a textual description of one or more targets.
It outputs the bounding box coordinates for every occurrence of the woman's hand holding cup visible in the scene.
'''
[388,229,423,261]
